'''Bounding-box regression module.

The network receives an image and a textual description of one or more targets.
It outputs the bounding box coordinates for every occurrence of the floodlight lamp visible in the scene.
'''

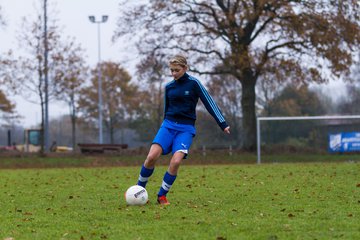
[102,15,109,22]
[89,16,95,23]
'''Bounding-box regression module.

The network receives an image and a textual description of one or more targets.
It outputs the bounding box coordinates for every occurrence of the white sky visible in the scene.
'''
[0,0,137,127]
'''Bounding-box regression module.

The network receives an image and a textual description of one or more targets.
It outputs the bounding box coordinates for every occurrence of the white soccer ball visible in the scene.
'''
[125,185,148,206]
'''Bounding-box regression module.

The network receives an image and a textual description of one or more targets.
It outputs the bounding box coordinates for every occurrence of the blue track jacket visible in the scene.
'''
[164,73,228,131]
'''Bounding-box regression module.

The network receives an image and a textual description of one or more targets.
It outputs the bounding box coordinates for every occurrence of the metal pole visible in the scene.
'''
[256,117,261,164]
[89,15,108,144]
[44,0,49,152]
[7,129,11,147]
[97,22,103,144]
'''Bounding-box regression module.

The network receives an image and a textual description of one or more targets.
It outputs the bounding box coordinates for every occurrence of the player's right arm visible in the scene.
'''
[163,85,169,116]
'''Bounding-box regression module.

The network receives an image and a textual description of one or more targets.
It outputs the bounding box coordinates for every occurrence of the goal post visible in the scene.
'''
[256,115,360,164]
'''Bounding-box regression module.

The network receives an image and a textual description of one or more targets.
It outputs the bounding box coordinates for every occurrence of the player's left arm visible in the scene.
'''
[194,80,230,134]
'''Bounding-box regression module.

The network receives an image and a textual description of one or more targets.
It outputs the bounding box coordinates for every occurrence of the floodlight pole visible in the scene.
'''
[44,0,49,152]
[88,15,108,144]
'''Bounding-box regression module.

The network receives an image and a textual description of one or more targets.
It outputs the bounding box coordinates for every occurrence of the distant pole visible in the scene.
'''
[88,15,108,144]
[0,106,14,147]
[44,0,49,152]
[7,129,11,147]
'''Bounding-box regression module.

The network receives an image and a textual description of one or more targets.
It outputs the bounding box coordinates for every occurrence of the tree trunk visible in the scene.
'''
[240,76,257,151]
[68,95,77,150]
[40,91,45,155]
[71,108,76,150]
[110,118,114,144]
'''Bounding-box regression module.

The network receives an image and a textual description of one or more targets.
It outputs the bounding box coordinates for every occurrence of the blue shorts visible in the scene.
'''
[153,120,195,158]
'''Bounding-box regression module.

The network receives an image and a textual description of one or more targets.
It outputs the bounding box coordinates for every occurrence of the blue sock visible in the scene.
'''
[137,165,154,188]
[158,171,177,197]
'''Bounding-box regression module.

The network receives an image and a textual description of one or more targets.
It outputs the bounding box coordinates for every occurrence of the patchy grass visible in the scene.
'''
[0,162,359,239]
[1,151,359,169]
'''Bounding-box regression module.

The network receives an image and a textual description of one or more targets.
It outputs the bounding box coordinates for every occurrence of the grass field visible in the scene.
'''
[0,162,359,240]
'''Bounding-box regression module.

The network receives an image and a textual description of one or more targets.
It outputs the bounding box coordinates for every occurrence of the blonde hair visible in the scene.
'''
[169,55,188,68]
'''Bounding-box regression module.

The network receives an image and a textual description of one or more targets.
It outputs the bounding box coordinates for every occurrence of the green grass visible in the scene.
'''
[0,163,359,240]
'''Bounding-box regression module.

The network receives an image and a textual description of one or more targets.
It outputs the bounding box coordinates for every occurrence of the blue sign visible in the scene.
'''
[329,132,360,153]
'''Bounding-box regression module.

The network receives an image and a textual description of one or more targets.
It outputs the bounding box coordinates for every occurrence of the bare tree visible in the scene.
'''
[136,53,168,130]
[0,5,5,28]
[114,0,360,150]
[0,5,13,121]
[2,1,86,153]
[336,52,360,114]
[206,73,243,146]
[54,40,88,149]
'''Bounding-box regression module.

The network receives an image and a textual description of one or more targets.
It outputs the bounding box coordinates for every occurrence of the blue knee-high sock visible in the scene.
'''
[158,171,177,197]
[137,165,154,188]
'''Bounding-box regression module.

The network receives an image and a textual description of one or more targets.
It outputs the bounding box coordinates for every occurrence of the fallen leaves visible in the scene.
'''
[288,213,295,218]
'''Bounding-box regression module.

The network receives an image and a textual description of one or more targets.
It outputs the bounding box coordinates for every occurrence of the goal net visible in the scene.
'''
[256,115,360,164]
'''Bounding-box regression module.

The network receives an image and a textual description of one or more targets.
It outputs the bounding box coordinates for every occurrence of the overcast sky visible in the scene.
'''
[0,0,136,127]
[0,0,350,128]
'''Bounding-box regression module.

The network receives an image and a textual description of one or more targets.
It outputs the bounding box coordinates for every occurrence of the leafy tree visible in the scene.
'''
[78,61,141,144]
[0,90,18,126]
[265,84,326,116]
[0,54,18,123]
[261,84,327,147]
[0,6,15,123]
[0,91,13,113]
[114,0,360,151]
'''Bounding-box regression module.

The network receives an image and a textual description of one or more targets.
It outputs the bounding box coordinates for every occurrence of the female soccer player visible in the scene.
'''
[137,55,230,205]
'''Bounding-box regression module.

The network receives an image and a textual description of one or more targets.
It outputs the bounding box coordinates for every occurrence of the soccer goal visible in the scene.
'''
[256,115,360,164]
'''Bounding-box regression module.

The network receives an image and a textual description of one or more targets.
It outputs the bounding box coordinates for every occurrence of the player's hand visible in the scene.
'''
[224,126,230,134]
